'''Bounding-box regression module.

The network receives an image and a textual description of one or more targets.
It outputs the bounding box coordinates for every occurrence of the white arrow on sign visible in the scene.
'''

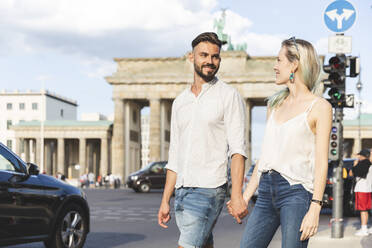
[326,8,355,29]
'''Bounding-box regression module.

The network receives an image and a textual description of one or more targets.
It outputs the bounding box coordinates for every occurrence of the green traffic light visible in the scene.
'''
[331,149,337,155]
[333,92,341,100]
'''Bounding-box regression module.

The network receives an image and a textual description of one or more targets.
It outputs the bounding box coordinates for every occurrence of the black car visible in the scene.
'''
[127,161,167,193]
[0,142,90,248]
[322,158,356,216]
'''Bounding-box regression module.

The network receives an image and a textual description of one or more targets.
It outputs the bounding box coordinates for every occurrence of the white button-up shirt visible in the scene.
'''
[166,78,247,189]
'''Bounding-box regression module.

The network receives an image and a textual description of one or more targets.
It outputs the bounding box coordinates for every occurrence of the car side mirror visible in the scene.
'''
[27,163,40,175]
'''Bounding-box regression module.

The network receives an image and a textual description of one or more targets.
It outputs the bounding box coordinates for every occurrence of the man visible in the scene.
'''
[349,149,372,236]
[157,32,248,248]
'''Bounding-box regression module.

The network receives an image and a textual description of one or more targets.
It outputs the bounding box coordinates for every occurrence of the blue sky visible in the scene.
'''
[0,0,371,160]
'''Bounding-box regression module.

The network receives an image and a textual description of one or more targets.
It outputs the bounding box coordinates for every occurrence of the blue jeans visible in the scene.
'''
[241,170,312,248]
[174,184,227,248]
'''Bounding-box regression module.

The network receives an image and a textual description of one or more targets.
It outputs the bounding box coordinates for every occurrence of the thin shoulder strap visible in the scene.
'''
[305,98,319,114]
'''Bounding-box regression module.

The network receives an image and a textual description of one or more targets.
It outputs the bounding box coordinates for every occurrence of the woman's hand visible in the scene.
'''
[299,203,321,241]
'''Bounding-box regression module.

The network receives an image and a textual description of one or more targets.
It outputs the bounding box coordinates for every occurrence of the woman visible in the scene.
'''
[230,37,332,248]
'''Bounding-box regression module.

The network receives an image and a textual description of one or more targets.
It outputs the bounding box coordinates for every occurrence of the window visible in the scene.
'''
[6,103,12,110]
[0,153,15,171]
[32,102,38,110]
[6,140,12,150]
[7,120,12,130]
[60,109,64,117]
[151,163,165,174]
[19,103,25,110]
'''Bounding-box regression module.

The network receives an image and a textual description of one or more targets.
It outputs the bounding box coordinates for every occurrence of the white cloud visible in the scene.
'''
[81,57,116,79]
[1,0,215,35]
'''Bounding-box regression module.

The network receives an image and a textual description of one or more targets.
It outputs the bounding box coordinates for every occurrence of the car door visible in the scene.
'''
[0,168,16,240]
[0,147,25,240]
[149,162,166,188]
[0,145,49,239]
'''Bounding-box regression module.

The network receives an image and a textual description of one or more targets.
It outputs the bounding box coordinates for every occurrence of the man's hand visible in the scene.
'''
[158,202,171,228]
[227,195,248,224]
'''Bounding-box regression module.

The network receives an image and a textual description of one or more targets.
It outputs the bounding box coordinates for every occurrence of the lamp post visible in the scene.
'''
[356,73,362,151]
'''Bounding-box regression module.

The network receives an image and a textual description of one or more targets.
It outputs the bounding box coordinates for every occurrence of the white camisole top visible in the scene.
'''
[257,98,319,193]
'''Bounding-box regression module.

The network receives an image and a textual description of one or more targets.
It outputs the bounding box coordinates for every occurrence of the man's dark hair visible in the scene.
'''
[191,32,222,49]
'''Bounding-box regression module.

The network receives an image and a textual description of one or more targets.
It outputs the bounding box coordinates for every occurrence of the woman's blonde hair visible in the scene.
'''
[267,38,322,108]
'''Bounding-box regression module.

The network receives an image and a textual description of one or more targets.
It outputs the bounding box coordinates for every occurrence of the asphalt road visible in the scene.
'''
[6,188,369,248]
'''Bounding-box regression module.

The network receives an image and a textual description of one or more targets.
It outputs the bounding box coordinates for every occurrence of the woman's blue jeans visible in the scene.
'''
[241,170,312,248]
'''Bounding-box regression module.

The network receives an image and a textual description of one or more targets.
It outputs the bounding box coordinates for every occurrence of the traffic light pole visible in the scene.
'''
[331,107,344,238]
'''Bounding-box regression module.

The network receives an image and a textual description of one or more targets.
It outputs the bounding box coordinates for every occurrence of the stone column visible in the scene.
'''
[24,139,30,162]
[29,139,35,163]
[112,98,125,177]
[100,137,108,176]
[79,138,86,175]
[160,100,166,160]
[352,137,361,156]
[57,138,65,174]
[35,138,41,169]
[149,98,161,162]
[245,99,253,170]
[45,142,52,175]
[15,138,21,156]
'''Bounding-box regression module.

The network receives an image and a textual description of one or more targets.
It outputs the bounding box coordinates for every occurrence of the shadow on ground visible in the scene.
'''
[85,232,145,248]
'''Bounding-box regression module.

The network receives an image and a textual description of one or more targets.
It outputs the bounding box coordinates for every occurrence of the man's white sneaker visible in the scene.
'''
[355,229,369,236]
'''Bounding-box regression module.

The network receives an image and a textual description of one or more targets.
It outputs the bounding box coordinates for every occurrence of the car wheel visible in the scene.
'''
[48,203,88,248]
[139,182,150,193]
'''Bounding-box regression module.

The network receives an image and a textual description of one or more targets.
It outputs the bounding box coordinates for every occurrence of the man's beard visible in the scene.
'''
[194,63,219,82]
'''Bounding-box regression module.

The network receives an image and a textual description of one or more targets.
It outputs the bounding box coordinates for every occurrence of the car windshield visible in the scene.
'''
[140,162,156,172]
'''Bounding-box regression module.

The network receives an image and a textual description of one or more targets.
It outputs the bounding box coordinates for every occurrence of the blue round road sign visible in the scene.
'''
[324,0,356,33]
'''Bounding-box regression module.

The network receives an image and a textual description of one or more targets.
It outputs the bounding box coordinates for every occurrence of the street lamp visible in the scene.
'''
[356,73,362,151]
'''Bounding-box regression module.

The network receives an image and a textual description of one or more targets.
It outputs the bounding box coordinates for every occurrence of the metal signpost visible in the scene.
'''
[323,0,358,239]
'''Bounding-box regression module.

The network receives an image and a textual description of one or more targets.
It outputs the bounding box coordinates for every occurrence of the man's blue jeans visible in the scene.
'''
[174,184,227,248]
[241,170,312,248]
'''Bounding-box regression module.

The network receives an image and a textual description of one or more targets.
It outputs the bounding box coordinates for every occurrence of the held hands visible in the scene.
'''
[157,202,171,228]
[299,203,321,241]
[226,194,249,224]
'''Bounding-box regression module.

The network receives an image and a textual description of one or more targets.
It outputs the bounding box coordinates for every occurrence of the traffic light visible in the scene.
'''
[348,56,360,78]
[323,55,346,108]
[329,122,342,161]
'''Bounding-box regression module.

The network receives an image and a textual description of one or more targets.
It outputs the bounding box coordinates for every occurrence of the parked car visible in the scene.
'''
[0,142,90,248]
[126,161,167,193]
[322,158,356,216]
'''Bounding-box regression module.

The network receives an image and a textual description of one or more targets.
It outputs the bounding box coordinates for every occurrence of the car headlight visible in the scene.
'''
[131,175,138,181]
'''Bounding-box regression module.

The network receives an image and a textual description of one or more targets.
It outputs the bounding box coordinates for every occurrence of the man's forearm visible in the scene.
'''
[161,169,177,204]
[230,154,245,197]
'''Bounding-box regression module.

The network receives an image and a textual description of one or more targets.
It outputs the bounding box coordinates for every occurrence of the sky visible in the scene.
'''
[1,0,371,160]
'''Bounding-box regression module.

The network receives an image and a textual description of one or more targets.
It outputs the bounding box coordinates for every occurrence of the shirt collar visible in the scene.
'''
[188,77,218,92]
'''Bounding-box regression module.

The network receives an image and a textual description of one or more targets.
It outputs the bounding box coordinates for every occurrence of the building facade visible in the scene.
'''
[0,89,77,153]
[12,120,112,179]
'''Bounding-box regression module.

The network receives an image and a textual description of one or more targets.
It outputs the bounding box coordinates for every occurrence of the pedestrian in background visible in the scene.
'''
[157,32,247,248]
[231,37,332,248]
[349,149,372,236]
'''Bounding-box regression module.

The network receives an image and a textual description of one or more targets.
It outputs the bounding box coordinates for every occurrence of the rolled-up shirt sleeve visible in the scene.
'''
[165,101,179,173]
[224,89,247,159]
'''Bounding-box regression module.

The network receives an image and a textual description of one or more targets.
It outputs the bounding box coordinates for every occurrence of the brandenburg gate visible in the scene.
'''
[106,50,280,180]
